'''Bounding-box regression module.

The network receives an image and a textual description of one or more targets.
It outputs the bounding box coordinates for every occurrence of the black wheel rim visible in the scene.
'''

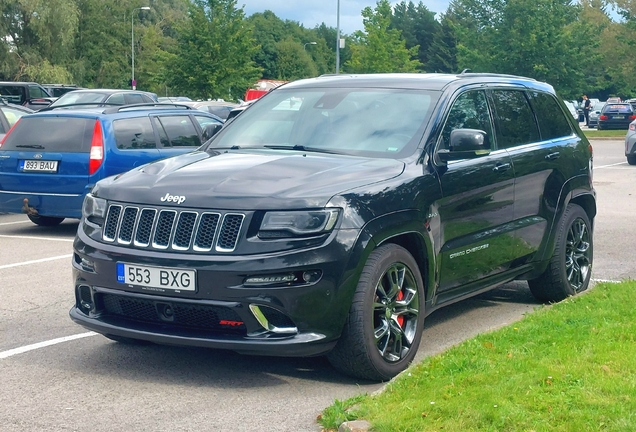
[373,263,420,363]
[566,217,591,291]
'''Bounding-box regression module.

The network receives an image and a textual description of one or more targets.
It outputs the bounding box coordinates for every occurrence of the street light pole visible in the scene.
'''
[131,6,151,90]
[336,0,340,74]
[303,41,317,51]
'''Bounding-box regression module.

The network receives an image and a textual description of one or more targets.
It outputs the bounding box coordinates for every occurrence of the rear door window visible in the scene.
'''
[155,115,201,147]
[113,117,157,150]
[1,116,94,152]
[527,92,573,140]
[490,90,540,149]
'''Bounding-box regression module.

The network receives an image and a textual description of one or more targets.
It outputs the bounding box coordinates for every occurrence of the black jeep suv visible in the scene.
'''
[71,73,595,381]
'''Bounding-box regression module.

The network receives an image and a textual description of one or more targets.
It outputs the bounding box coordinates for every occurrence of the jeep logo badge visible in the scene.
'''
[160,193,186,204]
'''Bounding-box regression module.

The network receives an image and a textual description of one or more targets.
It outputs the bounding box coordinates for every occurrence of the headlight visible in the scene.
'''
[259,209,340,238]
[82,193,107,221]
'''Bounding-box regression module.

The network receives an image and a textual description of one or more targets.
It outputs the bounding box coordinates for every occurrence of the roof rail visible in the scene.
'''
[103,103,195,114]
[38,102,121,112]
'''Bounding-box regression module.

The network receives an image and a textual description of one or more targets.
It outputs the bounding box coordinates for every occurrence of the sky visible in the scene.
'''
[237,1,452,34]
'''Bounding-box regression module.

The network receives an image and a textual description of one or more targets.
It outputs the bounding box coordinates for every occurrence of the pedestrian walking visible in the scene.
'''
[583,95,592,126]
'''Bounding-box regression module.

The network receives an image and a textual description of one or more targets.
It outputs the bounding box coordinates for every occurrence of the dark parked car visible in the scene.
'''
[70,73,595,381]
[597,103,636,130]
[0,104,223,226]
[0,81,56,110]
[49,89,158,108]
[42,84,84,98]
[0,98,33,141]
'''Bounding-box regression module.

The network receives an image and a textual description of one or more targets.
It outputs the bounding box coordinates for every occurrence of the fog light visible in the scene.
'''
[244,274,296,287]
[302,270,322,283]
[78,285,94,313]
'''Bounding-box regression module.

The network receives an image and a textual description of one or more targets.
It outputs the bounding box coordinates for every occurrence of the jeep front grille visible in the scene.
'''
[103,204,245,253]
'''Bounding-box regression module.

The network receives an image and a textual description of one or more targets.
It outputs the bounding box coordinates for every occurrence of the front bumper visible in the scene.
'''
[70,222,363,357]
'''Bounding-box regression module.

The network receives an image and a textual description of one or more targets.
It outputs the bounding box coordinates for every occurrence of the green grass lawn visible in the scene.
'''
[583,129,627,138]
[319,281,636,431]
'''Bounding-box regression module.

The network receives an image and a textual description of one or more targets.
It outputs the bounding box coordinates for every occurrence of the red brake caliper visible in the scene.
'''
[396,290,404,327]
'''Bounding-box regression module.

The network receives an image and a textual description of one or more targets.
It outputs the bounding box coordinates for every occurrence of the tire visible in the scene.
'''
[327,244,425,381]
[528,203,593,303]
[104,334,153,345]
[27,214,65,226]
[627,154,636,165]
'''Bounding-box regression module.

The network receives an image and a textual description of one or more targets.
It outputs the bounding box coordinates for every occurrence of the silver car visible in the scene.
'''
[588,102,606,128]
[625,119,636,165]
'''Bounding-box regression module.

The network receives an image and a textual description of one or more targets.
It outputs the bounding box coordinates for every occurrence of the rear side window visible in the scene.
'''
[124,94,145,105]
[0,86,25,104]
[113,117,157,150]
[490,90,540,149]
[527,92,573,140]
[107,94,125,105]
[1,116,93,152]
[155,115,201,147]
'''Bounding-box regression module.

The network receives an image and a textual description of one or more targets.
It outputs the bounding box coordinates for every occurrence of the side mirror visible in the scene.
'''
[202,123,222,141]
[438,129,491,162]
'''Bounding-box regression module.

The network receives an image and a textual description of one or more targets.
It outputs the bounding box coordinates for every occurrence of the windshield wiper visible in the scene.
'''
[263,144,341,155]
[15,145,45,149]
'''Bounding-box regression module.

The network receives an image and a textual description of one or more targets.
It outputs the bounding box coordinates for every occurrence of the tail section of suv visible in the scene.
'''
[69,73,595,381]
[0,104,223,225]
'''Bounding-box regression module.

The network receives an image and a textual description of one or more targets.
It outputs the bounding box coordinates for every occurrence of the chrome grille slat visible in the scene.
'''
[134,209,157,247]
[172,212,198,250]
[193,212,221,251]
[153,210,177,249]
[117,207,139,245]
[103,205,123,242]
[216,213,244,252]
[102,204,244,253]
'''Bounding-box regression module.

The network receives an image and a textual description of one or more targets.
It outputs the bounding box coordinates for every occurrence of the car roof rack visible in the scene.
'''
[38,102,121,112]
[103,103,195,114]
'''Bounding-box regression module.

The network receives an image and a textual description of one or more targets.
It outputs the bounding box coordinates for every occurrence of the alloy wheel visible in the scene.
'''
[372,263,420,362]
[566,217,591,291]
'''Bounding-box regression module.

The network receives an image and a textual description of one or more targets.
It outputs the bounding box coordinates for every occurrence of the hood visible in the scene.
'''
[94,150,405,210]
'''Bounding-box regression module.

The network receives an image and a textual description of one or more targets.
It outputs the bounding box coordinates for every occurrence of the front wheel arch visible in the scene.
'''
[327,243,426,381]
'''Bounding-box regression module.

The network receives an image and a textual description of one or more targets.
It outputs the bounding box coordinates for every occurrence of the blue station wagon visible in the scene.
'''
[0,104,223,225]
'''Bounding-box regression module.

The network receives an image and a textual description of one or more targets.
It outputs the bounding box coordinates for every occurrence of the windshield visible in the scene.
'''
[206,87,439,158]
[51,92,107,106]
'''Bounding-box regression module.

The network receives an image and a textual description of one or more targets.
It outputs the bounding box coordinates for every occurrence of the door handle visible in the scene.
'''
[493,162,511,172]
[545,152,560,160]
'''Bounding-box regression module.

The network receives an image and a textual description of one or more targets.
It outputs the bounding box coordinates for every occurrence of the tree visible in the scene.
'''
[346,0,421,73]
[390,1,440,70]
[0,0,78,81]
[449,0,589,97]
[275,38,318,80]
[426,12,458,73]
[165,0,261,100]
